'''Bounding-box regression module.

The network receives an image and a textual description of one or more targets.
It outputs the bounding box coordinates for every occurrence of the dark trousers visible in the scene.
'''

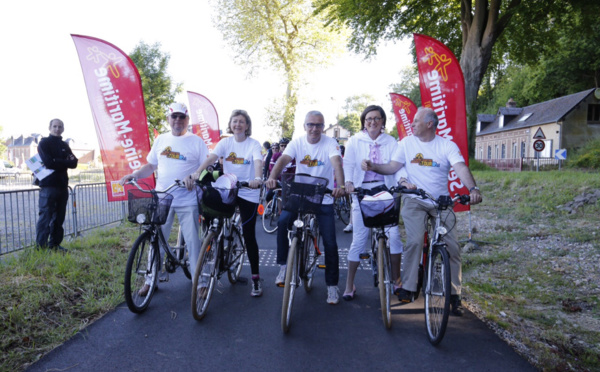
[36,187,69,248]
[276,204,339,286]
[237,197,260,275]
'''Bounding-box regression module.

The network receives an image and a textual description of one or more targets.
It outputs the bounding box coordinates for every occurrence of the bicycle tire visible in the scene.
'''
[281,237,298,333]
[302,225,319,292]
[191,231,220,321]
[124,231,159,314]
[262,198,279,234]
[174,233,192,280]
[371,231,378,287]
[336,197,351,225]
[377,237,392,329]
[226,227,246,284]
[424,245,451,345]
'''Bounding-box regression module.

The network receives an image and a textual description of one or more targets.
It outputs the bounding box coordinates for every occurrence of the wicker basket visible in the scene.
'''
[280,173,328,214]
[127,189,173,225]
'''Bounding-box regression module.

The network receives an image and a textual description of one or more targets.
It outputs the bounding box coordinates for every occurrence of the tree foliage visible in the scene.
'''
[0,125,7,160]
[213,0,347,138]
[336,94,375,135]
[129,42,182,143]
[316,0,589,156]
[389,66,421,107]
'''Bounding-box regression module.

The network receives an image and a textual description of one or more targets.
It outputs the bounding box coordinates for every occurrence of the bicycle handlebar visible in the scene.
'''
[397,186,470,206]
[126,179,187,194]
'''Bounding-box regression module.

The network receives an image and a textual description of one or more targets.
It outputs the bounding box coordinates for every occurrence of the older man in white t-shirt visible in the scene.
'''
[266,110,346,305]
[120,102,209,296]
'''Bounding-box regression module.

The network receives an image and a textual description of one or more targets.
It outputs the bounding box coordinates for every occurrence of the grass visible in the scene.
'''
[0,224,138,371]
[461,169,600,371]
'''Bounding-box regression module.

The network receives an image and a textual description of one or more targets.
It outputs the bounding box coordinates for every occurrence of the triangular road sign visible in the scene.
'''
[533,127,546,139]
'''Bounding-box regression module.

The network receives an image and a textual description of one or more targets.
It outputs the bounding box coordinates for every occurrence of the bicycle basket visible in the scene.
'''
[280,173,328,214]
[358,191,401,228]
[198,184,239,218]
[127,189,173,225]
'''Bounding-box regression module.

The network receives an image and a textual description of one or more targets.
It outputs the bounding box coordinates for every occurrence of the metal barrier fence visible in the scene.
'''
[480,157,560,171]
[0,183,126,255]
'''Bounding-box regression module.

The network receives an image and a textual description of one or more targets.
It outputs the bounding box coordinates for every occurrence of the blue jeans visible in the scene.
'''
[36,187,69,248]
[276,204,339,286]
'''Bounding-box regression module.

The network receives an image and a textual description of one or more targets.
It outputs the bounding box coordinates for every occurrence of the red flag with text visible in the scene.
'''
[414,33,469,211]
[72,34,154,201]
[187,91,220,150]
[389,93,417,140]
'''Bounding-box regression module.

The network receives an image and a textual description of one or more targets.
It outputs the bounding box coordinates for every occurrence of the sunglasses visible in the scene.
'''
[171,113,187,120]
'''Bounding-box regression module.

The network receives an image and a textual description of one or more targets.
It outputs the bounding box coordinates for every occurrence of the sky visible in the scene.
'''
[0,0,412,150]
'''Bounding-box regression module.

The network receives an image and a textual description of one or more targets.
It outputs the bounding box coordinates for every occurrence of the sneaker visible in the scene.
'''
[251,276,263,297]
[450,295,464,316]
[397,288,415,303]
[327,286,340,305]
[343,224,353,233]
[275,265,286,286]
[138,284,151,297]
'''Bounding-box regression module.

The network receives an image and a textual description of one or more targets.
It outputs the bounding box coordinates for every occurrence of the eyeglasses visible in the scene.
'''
[171,113,187,120]
[366,117,383,123]
[280,144,287,148]
[305,123,324,129]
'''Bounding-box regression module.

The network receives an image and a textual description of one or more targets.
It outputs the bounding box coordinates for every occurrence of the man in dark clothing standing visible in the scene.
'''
[35,119,78,252]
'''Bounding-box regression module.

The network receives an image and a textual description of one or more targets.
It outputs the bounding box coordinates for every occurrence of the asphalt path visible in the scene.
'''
[27,218,536,372]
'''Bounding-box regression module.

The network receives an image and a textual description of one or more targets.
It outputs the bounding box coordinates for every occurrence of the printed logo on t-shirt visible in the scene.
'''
[299,155,324,167]
[225,152,250,165]
[160,146,187,160]
[410,153,440,167]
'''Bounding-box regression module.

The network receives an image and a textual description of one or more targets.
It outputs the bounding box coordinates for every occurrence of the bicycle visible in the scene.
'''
[399,187,470,345]
[279,173,326,333]
[191,181,248,321]
[123,179,193,314]
[262,187,282,234]
[333,194,351,225]
[355,186,402,329]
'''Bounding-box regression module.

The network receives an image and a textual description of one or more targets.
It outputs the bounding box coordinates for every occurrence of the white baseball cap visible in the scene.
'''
[168,102,188,115]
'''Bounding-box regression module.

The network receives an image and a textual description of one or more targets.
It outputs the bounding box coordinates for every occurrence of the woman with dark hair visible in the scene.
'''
[195,109,264,297]
[341,105,404,301]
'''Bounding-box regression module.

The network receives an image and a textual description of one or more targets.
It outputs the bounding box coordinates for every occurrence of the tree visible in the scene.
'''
[316,0,588,155]
[129,42,182,142]
[389,66,421,107]
[336,94,375,135]
[0,125,7,160]
[213,0,347,138]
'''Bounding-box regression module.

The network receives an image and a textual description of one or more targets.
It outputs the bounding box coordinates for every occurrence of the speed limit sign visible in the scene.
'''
[533,139,545,152]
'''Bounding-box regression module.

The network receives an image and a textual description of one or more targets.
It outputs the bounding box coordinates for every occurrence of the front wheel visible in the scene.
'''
[336,196,351,225]
[377,237,392,329]
[262,198,280,234]
[281,237,298,333]
[424,245,451,345]
[226,227,246,284]
[191,231,219,321]
[124,231,159,314]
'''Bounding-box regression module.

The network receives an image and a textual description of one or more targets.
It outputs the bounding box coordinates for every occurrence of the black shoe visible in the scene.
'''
[49,245,69,253]
[397,288,415,303]
[450,295,464,316]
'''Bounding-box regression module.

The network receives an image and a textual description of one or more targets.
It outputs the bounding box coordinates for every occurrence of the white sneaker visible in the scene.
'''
[275,265,286,286]
[327,286,340,305]
[343,224,353,233]
[251,276,263,297]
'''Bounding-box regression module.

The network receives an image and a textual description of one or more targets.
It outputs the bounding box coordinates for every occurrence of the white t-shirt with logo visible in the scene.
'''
[212,136,263,203]
[393,135,465,200]
[147,132,209,207]
[283,135,341,205]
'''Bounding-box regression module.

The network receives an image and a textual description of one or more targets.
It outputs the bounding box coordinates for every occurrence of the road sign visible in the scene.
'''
[533,127,546,139]
[533,139,545,152]
[555,149,567,160]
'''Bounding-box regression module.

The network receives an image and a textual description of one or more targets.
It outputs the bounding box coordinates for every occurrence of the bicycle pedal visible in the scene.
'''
[359,253,371,260]
[317,264,326,269]
[277,282,285,288]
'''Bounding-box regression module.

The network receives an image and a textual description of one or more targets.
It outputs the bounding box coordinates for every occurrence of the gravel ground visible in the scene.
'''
[455,190,600,371]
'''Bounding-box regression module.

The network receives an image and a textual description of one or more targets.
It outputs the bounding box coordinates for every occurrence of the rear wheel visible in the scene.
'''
[377,237,392,329]
[174,230,191,279]
[226,227,246,284]
[425,245,451,345]
[124,231,159,314]
[191,231,219,321]
[303,219,321,292]
[262,198,280,234]
[281,237,298,333]
[336,196,351,225]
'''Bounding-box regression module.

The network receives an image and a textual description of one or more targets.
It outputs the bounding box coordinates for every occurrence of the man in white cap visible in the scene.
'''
[120,103,209,296]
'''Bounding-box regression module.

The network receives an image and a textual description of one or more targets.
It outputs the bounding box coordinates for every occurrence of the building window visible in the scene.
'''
[487,146,491,160]
[334,128,340,138]
[501,144,506,159]
[521,142,526,158]
[588,104,600,123]
[513,143,517,158]
[495,145,499,159]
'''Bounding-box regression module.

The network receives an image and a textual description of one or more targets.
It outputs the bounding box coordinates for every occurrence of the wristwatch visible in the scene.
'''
[469,186,480,192]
